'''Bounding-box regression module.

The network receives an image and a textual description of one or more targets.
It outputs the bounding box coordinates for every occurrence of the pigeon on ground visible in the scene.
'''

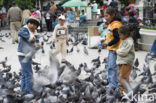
[134,58,139,67]
[83,47,88,55]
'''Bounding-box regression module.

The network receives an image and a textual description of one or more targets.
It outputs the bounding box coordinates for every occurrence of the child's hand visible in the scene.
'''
[101,38,106,43]
[101,39,105,43]
[30,38,35,44]
[102,43,107,47]
[36,44,41,49]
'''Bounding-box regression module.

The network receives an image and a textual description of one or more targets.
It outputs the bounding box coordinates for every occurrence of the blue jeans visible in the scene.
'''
[150,39,156,53]
[107,50,118,88]
[18,56,33,94]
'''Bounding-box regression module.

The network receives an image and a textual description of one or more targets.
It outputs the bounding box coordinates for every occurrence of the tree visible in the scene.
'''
[118,0,131,6]
[1,0,49,11]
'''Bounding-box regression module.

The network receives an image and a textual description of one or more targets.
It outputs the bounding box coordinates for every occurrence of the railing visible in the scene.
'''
[142,1,156,27]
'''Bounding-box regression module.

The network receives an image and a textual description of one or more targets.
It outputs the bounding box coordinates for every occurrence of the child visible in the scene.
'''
[53,15,68,63]
[103,7,122,89]
[17,15,40,94]
[114,23,135,94]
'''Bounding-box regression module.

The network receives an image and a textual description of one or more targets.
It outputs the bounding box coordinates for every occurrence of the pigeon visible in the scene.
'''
[83,47,88,55]
[41,41,45,54]
[102,57,108,64]
[2,65,12,73]
[130,69,137,80]
[84,63,92,73]
[98,48,102,54]
[91,56,100,63]
[43,35,49,42]
[148,82,156,89]
[82,39,88,45]
[134,58,139,67]
[145,53,151,64]
[33,64,41,73]
[0,47,4,49]
[75,65,82,76]
[22,47,40,63]
[154,63,156,71]
[76,47,80,53]
[0,57,7,68]
[58,65,66,77]
[69,47,74,53]
[73,41,79,46]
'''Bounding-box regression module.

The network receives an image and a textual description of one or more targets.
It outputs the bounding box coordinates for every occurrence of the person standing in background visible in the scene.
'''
[22,6,31,26]
[7,1,22,44]
[35,7,42,32]
[44,9,53,31]
[129,11,141,51]
[109,0,118,8]
[50,1,57,14]
[92,1,98,20]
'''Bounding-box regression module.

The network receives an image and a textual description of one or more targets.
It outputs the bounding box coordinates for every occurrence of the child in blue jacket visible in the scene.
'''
[17,15,40,94]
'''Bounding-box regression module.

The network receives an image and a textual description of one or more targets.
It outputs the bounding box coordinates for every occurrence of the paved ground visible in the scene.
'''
[0,30,155,80]
[1,30,156,102]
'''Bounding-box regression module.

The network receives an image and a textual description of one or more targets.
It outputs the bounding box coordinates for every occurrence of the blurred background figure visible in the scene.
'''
[7,1,22,44]
[79,9,86,25]
[44,9,53,31]
[92,1,98,20]
[22,6,31,26]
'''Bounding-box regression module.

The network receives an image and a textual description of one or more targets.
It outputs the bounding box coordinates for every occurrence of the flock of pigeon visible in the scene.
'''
[0,31,156,103]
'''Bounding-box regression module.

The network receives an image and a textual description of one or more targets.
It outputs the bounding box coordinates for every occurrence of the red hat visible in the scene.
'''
[137,18,142,21]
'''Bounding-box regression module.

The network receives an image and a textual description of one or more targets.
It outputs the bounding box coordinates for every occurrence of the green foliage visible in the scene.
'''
[118,0,130,6]
[0,0,3,6]
[2,0,49,10]
[142,26,156,30]
[89,0,104,7]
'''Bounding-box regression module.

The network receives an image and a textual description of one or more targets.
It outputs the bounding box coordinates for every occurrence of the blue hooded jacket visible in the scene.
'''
[17,26,39,55]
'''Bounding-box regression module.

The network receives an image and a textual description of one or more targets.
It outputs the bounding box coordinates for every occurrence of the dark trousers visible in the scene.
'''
[46,19,52,31]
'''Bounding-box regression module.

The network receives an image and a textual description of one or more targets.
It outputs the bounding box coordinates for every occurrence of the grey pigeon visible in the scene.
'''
[83,47,88,55]
[22,47,39,63]
[134,58,139,67]
[130,69,137,80]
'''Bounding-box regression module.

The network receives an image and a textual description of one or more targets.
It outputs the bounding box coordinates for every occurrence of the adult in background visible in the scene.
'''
[109,0,118,8]
[92,1,98,20]
[7,1,22,44]
[22,6,31,26]
[44,9,53,31]
[35,7,42,32]
[128,11,141,51]
[50,1,57,14]
[79,9,86,25]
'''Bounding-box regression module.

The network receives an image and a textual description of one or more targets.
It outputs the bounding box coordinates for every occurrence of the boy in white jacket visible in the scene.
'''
[114,24,135,94]
[52,15,68,63]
